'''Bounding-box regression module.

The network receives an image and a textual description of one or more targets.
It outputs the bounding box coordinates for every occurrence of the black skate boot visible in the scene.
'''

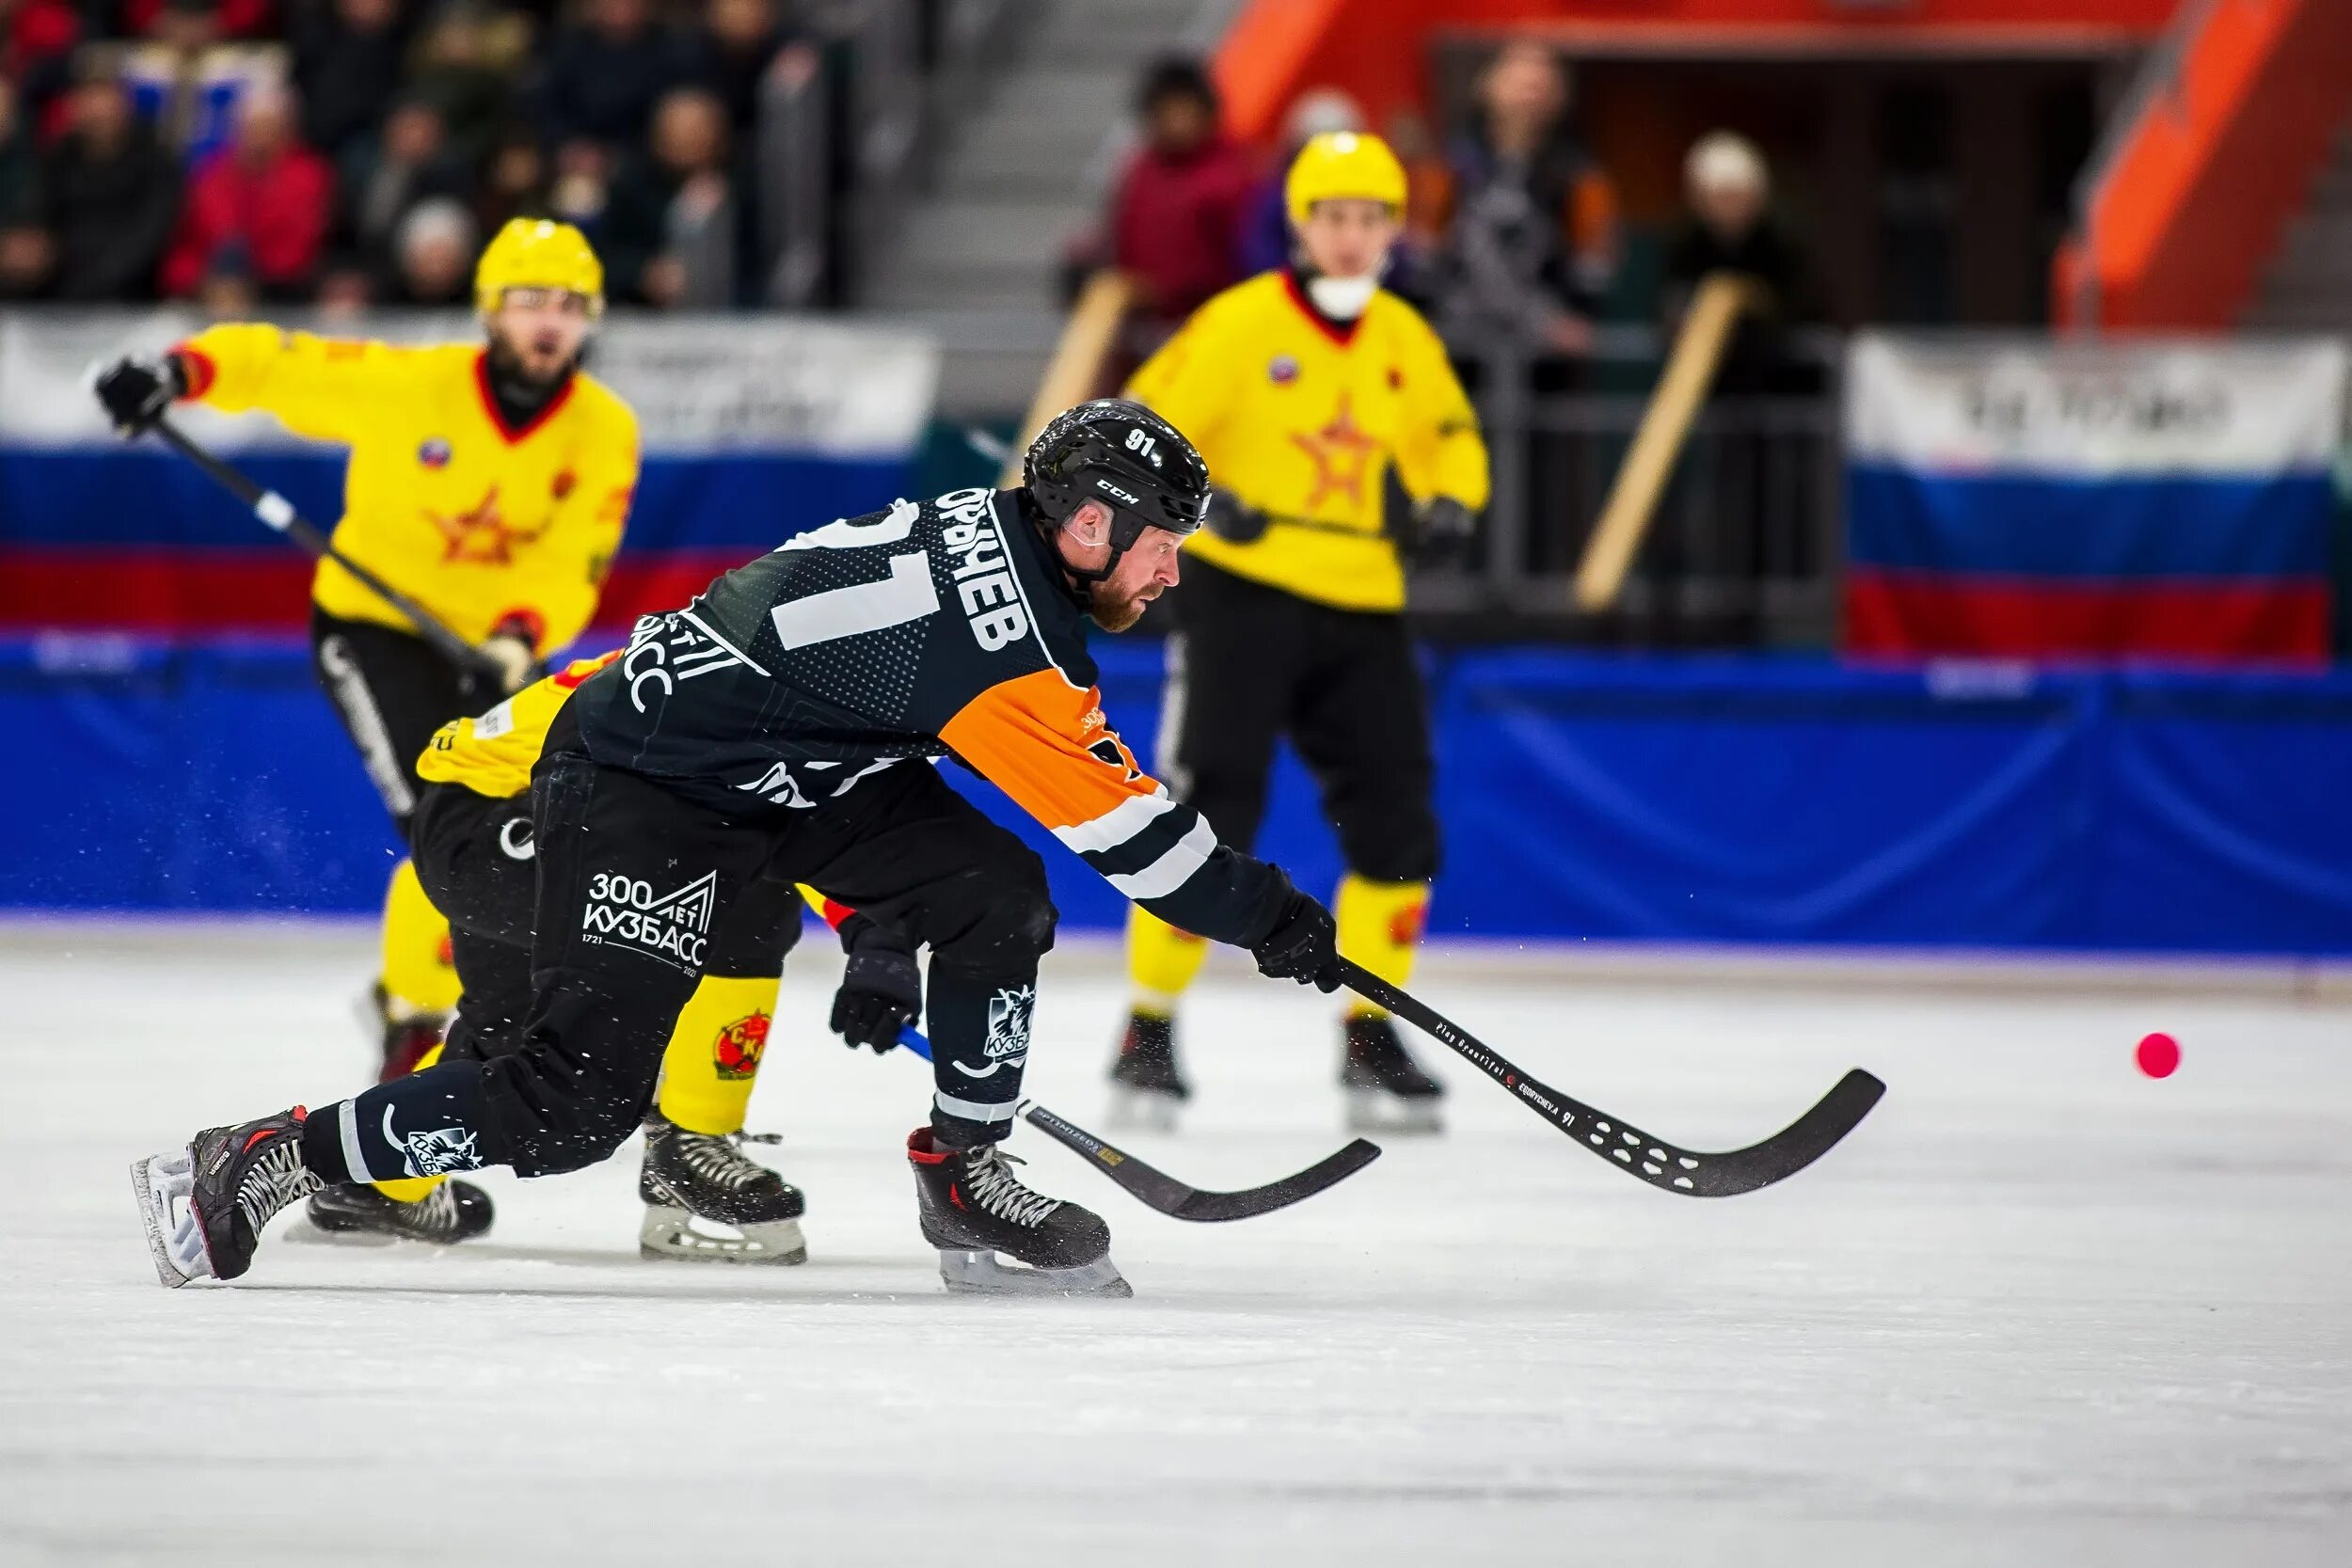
[363,982,445,1083]
[304,1180,494,1245]
[908,1130,1130,1297]
[1341,1013,1445,1134]
[1108,1011,1188,1131]
[639,1113,807,1265]
[133,1107,322,1287]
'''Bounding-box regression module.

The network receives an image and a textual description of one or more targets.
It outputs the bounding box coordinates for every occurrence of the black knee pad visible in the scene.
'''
[928,853,1058,974]
[1338,800,1441,885]
[482,979,670,1178]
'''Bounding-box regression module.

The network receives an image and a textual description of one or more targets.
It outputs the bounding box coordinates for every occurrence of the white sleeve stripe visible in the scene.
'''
[1104,816,1218,901]
[1050,788,1176,855]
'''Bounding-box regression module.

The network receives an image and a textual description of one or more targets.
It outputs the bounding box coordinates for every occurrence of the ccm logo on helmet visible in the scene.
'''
[1094,477,1141,507]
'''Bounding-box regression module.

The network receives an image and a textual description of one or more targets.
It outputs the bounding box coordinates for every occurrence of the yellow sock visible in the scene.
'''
[373,1041,447,1201]
[657,974,782,1136]
[379,859,459,1018]
[1126,906,1209,1017]
[1335,875,1429,1020]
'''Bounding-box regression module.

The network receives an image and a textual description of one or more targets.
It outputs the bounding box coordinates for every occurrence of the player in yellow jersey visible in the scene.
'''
[94,221,640,1175]
[336,651,922,1257]
[1114,132,1490,1132]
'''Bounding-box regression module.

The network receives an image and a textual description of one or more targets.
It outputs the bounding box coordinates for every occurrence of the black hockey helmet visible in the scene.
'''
[1024,398,1211,581]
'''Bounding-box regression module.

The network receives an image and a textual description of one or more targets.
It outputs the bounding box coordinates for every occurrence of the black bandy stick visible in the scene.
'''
[148,415,504,683]
[894,1027,1380,1221]
[1341,961,1883,1197]
[1021,1101,1381,1223]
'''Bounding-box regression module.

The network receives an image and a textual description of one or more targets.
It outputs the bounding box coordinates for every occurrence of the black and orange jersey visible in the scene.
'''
[570,486,1288,945]
[417,651,621,799]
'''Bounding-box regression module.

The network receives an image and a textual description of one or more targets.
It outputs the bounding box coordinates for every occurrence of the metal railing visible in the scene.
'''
[1412,327,1846,647]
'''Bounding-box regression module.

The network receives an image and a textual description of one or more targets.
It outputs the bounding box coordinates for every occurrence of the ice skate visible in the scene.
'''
[1341,1014,1444,1134]
[908,1129,1131,1297]
[639,1113,807,1264]
[362,981,445,1083]
[305,1179,494,1245]
[132,1107,321,1287]
[1108,1011,1188,1131]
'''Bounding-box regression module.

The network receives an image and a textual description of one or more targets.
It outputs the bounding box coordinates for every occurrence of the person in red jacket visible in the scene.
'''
[161,82,333,299]
[1108,57,1254,342]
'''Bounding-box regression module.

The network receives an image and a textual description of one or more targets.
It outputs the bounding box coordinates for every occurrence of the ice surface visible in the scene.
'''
[3,926,2348,1566]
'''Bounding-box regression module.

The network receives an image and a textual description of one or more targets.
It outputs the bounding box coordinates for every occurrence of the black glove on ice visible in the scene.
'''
[831,914,921,1053]
[1250,886,1343,992]
[94,355,187,436]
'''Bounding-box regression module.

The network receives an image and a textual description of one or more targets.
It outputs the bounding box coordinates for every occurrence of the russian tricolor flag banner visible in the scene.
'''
[1844,335,2347,664]
[0,309,938,640]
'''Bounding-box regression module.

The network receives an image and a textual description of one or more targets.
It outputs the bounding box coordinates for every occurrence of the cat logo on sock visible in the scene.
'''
[713,1011,771,1080]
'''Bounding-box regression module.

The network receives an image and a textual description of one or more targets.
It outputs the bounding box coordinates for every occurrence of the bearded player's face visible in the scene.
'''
[486,289,593,385]
[1087,524,1183,632]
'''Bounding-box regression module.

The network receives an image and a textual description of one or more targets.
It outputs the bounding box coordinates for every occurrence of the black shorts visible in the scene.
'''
[408,779,804,1067]
[309,608,482,836]
[1157,558,1438,883]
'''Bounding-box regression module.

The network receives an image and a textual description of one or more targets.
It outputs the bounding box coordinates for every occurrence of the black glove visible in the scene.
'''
[830,914,920,1053]
[1201,488,1271,545]
[1250,886,1342,992]
[94,354,187,436]
[1399,496,1476,565]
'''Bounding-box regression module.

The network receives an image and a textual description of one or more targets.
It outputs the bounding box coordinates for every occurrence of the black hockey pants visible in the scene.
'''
[1156,558,1438,883]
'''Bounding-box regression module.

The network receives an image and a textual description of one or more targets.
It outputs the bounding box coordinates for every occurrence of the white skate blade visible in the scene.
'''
[132,1148,209,1288]
[1107,1086,1182,1133]
[1344,1087,1443,1136]
[639,1203,807,1266]
[936,1248,1133,1299]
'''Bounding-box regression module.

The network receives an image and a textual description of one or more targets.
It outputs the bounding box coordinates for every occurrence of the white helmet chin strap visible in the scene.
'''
[1306,273,1377,320]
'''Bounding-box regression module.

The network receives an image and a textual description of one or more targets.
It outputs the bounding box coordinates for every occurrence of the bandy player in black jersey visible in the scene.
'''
[135,402,1345,1298]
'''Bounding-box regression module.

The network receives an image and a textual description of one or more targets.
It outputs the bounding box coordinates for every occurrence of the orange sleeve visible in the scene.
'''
[939,667,1291,944]
[937,668,1158,835]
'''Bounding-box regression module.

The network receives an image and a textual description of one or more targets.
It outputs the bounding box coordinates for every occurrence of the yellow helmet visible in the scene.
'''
[474,218,605,317]
[1284,131,1407,230]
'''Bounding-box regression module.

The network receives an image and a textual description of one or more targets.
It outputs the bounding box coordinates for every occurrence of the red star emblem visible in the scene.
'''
[426,486,545,564]
[1288,391,1380,509]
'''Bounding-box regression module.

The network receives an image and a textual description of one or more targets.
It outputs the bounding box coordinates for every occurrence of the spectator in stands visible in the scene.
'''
[1428,40,1617,356]
[120,0,273,41]
[602,84,733,307]
[1235,87,1362,277]
[1105,56,1254,339]
[692,0,812,136]
[290,0,410,162]
[194,240,257,313]
[384,193,475,305]
[162,82,332,298]
[0,76,51,298]
[472,125,549,237]
[4,0,84,119]
[1662,131,1816,388]
[34,68,180,299]
[406,1,529,166]
[119,0,289,163]
[532,0,695,161]
[339,96,469,275]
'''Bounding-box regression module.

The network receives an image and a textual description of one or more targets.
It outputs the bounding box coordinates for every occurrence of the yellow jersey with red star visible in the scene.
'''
[416,650,619,799]
[1125,270,1488,612]
[175,325,639,653]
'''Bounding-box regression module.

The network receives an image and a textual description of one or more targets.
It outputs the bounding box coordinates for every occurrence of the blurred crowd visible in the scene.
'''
[1082,44,1817,368]
[0,0,816,310]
